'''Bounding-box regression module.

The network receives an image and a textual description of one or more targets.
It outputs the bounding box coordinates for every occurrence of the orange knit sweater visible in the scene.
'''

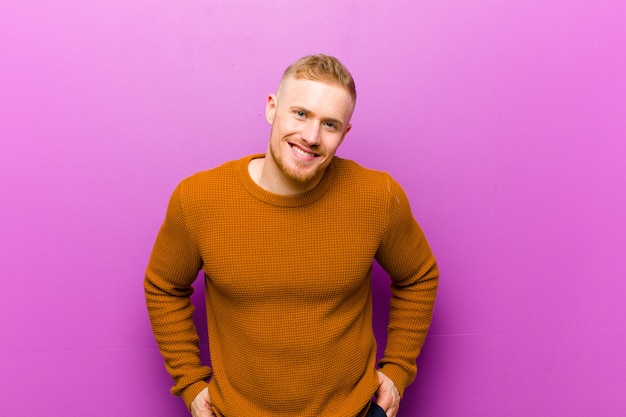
[145,154,438,417]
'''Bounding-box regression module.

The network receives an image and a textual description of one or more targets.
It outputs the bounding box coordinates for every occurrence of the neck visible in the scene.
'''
[248,156,323,196]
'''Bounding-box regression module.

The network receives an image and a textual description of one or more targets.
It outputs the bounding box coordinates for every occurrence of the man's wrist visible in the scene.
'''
[377,364,410,397]
[182,380,211,410]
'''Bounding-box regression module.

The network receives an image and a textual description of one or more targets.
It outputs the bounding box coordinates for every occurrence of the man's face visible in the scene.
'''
[265,77,354,190]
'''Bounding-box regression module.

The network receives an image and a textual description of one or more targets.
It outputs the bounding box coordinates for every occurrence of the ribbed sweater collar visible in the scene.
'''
[236,154,336,207]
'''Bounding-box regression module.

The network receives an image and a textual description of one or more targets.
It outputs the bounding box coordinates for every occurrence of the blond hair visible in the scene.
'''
[279,54,357,103]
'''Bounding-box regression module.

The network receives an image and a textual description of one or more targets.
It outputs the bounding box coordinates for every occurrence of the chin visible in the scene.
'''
[284,170,318,184]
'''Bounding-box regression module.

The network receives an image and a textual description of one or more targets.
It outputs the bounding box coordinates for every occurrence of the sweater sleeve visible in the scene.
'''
[144,182,212,408]
[375,175,439,396]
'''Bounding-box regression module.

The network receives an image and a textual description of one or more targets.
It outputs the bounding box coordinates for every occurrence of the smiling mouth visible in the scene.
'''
[290,143,319,158]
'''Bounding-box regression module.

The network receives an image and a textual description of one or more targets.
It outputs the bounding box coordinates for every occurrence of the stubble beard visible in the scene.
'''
[270,140,322,184]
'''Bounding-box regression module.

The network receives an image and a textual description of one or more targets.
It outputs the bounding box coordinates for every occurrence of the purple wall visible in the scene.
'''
[1,1,624,415]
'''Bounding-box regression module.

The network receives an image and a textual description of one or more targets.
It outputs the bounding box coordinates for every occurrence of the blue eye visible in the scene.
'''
[295,111,305,118]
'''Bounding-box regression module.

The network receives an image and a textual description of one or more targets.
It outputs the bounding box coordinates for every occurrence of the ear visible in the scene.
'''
[340,124,352,142]
[265,94,277,125]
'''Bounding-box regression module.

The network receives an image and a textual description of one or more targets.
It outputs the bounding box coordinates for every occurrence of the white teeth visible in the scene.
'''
[292,145,316,157]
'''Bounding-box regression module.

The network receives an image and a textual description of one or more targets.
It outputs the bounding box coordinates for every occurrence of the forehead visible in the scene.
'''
[278,77,355,115]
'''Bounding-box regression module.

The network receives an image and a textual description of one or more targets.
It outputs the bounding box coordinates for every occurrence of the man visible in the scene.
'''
[144,54,438,417]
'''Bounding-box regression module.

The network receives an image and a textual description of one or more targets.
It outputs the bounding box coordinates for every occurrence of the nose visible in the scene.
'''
[301,121,321,146]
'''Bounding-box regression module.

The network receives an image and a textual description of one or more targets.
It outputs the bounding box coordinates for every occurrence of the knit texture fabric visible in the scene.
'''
[145,154,439,417]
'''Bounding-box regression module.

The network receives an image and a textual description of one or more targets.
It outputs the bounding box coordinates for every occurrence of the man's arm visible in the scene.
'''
[375,175,439,397]
[144,182,212,409]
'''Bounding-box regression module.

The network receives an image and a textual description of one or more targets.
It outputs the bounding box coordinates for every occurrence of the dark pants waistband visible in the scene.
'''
[365,401,387,417]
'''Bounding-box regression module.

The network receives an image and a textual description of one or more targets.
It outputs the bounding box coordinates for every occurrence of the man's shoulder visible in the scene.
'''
[179,154,255,188]
[333,157,392,188]
[171,155,256,206]
[334,157,386,176]
[332,157,410,204]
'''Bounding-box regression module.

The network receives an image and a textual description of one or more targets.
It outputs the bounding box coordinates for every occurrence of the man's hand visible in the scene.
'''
[375,370,401,417]
[190,387,214,417]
